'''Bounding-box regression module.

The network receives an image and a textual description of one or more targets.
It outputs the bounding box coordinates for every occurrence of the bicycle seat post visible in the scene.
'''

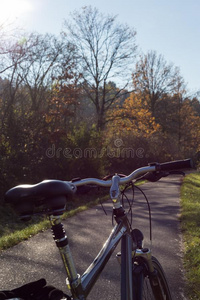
[49,215,82,296]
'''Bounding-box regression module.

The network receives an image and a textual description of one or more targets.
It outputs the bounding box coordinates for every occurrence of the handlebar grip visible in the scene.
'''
[160,158,193,171]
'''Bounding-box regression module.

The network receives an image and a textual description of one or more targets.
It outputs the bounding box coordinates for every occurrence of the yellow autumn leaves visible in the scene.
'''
[107,93,160,138]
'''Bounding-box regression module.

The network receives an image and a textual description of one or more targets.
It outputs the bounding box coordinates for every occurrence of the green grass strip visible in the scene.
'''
[0,195,106,251]
[180,172,200,299]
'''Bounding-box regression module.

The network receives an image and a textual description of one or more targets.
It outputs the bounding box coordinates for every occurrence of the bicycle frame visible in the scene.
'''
[50,209,155,300]
[50,174,155,300]
[5,159,191,300]
[50,208,134,300]
[5,159,192,300]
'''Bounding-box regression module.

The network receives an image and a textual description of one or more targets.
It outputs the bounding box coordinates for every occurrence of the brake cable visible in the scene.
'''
[120,182,152,243]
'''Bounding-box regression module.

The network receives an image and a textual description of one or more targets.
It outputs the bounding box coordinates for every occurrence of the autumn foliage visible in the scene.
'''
[0,7,200,201]
[107,93,160,137]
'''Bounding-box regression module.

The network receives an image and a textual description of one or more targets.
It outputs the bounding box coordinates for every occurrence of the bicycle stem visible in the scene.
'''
[110,174,121,208]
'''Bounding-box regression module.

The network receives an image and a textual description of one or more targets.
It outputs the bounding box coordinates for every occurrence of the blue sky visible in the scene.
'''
[2,0,200,94]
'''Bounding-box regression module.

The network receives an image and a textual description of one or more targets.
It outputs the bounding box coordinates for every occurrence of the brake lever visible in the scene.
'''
[136,170,185,183]
[136,171,169,182]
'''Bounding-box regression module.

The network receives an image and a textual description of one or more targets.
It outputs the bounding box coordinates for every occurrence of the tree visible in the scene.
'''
[0,31,79,191]
[107,92,160,138]
[13,33,76,111]
[0,31,78,136]
[176,99,200,157]
[63,6,137,129]
[132,50,185,116]
[190,97,200,116]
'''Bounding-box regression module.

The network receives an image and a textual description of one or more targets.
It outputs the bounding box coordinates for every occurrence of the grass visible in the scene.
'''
[0,189,109,251]
[180,172,200,299]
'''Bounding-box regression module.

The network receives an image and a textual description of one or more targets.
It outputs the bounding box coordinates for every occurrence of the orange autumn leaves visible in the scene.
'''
[107,93,160,138]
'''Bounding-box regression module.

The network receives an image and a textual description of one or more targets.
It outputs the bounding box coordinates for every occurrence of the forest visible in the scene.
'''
[0,6,200,201]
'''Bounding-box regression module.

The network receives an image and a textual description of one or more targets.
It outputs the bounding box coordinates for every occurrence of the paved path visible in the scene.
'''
[0,176,187,299]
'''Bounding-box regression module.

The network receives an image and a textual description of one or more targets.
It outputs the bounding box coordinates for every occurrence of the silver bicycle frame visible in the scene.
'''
[50,214,134,300]
[50,173,155,300]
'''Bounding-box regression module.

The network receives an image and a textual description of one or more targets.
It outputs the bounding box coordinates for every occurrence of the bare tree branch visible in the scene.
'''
[62,6,137,129]
[132,50,186,116]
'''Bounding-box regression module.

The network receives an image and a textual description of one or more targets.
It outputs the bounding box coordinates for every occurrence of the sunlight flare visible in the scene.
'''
[0,0,33,24]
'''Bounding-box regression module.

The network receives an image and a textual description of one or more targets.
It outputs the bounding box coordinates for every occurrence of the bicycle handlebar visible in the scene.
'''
[159,158,193,171]
[4,158,193,218]
[71,158,193,188]
[71,165,156,187]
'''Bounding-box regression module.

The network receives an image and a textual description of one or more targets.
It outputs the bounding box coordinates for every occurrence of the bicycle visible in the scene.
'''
[5,158,192,300]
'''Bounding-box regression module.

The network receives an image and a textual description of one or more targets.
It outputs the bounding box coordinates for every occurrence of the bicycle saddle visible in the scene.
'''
[5,180,76,218]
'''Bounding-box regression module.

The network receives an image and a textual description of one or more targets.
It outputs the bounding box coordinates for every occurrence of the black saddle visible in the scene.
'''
[5,180,77,218]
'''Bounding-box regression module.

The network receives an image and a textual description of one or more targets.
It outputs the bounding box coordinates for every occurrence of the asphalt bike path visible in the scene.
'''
[0,176,187,299]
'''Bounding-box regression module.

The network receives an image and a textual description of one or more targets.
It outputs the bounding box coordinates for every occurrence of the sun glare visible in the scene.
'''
[0,0,33,24]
